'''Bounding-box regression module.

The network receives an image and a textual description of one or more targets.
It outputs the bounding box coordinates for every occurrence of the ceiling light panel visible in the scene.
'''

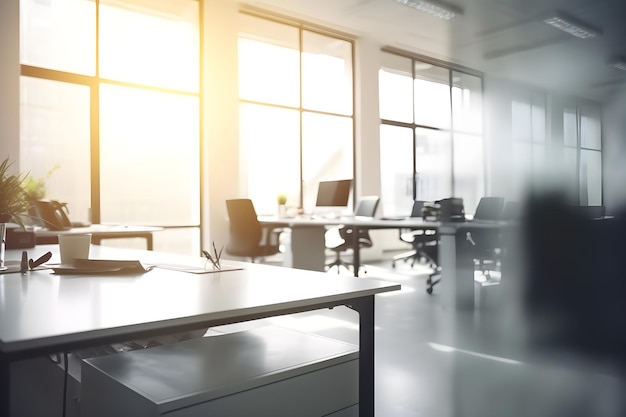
[394,0,462,20]
[543,13,600,39]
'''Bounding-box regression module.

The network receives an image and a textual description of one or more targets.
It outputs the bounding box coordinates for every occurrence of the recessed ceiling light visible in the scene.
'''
[610,58,626,71]
[543,13,600,39]
[394,0,462,21]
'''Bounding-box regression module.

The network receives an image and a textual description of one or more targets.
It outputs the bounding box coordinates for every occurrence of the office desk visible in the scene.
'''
[261,216,509,309]
[34,224,163,250]
[0,245,399,417]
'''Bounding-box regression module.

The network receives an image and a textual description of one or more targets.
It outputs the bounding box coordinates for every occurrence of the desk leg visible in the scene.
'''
[287,227,326,271]
[440,229,476,309]
[349,295,375,417]
[1,359,9,416]
[352,226,361,277]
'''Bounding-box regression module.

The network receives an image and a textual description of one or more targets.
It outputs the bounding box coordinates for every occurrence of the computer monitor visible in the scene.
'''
[315,179,352,207]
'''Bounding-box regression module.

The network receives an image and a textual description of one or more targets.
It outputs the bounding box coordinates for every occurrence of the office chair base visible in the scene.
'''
[426,268,441,295]
[326,257,369,275]
[391,249,417,268]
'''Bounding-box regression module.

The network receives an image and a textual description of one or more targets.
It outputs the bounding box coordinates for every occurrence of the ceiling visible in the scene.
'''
[242,0,626,102]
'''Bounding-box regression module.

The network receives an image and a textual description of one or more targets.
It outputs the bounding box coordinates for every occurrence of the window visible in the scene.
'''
[379,51,484,216]
[19,0,201,255]
[562,102,602,205]
[511,91,546,199]
[238,12,354,215]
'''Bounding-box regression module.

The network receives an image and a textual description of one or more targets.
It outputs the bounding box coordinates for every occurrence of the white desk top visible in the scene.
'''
[34,224,163,237]
[0,245,399,358]
[259,215,508,233]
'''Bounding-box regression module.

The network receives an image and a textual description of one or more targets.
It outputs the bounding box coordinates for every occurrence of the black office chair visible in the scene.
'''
[325,196,380,274]
[225,199,283,262]
[469,196,505,279]
[501,200,521,221]
[425,196,507,294]
[472,196,505,221]
[392,200,438,270]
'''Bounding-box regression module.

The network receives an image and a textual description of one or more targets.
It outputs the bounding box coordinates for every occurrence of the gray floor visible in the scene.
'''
[12,252,625,416]
[217,254,626,417]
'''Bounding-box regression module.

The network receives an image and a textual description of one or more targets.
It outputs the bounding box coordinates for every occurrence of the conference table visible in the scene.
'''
[260,215,511,309]
[0,244,399,417]
[34,224,164,250]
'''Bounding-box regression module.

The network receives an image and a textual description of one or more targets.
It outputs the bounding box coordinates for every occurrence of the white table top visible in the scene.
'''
[259,215,508,233]
[0,245,399,358]
[34,223,163,237]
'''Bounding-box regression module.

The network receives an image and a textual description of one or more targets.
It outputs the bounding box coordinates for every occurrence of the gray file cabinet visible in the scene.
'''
[81,326,359,417]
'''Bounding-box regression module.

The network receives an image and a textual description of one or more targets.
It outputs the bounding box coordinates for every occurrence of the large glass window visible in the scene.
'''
[238,13,354,215]
[19,0,200,255]
[562,103,602,205]
[510,92,546,199]
[379,51,484,216]
[20,0,96,75]
[379,125,414,216]
[19,77,91,221]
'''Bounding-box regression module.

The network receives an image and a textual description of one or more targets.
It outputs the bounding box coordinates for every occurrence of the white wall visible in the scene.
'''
[0,0,20,170]
[202,0,240,252]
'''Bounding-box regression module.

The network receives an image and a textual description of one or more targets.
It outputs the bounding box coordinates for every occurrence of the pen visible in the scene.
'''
[20,251,28,274]
[29,251,52,270]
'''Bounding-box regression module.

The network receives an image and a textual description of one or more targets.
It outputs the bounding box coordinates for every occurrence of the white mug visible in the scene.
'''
[58,234,91,264]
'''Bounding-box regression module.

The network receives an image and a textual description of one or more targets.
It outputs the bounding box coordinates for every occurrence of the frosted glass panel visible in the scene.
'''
[451,71,482,134]
[379,53,413,123]
[302,113,353,212]
[239,103,300,215]
[580,110,601,150]
[415,128,451,201]
[302,31,352,115]
[414,63,451,129]
[99,84,200,226]
[563,108,577,147]
[20,0,96,75]
[20,76,91,223]
[238,15,300,107]
[453,133,484,212]
[99,0,199,92]
[580,150,602,205]
[380,124,414,217]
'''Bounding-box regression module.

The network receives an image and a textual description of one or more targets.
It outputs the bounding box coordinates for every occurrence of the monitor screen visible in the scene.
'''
[315,179,352,207]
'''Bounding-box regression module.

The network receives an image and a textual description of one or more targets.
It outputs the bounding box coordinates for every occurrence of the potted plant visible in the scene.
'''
[277,193,287,217]
[0,157,31,270]
[22,164,59,200]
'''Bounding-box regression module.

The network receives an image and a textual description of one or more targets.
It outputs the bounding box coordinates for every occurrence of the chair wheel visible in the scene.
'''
[426,287,433,295]
[392,261,396,268]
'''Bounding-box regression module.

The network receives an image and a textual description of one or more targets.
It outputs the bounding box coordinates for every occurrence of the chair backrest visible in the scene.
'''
[225,199,262,250]
[354,196,380,218]
[473,197,505,221]
[410,200,427,218]
[336,196,380,249]
[501,200,521,220]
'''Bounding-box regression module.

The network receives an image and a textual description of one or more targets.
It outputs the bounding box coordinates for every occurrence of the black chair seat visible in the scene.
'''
[225,199,282,263]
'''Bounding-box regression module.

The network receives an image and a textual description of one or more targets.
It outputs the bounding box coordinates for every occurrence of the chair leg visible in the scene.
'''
[426,267,441,294]
[391,249,417,268]
[326,252,350,274]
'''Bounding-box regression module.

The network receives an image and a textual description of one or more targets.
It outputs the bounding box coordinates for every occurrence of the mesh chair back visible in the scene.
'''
[473,197,505,221]
[410,200,427,218]
[225,199,262,254]
[355,196,380,218]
